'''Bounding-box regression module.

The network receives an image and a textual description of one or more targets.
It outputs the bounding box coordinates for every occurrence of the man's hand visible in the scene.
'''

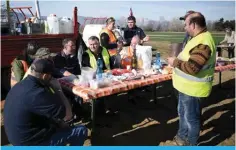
[117,41,123,51]
[64,109,73,121]
[63,71,72,77]
[50,78,62,91]
[167,57,176,67]
[143,35,150,42]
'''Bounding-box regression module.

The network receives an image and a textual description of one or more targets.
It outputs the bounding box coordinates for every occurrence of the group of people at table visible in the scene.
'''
[3,10,235,146]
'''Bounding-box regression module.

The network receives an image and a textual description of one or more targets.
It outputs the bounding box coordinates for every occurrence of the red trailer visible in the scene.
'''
[1,6,79,98]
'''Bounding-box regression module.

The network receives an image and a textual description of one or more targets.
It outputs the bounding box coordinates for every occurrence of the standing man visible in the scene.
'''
[167,12,216,146]
[219,27,235,58]
[123,16,149,46]
[53,38,81,78]
[4,59,87,146]
[82,36,112,70]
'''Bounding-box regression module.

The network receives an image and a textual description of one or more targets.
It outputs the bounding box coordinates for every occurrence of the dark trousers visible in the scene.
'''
[228,47,235,58]
[40,125,87,146]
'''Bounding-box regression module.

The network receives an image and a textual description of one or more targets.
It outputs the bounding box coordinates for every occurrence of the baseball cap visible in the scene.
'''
[179,10,195,20]
[34,47,57,59]
[31,59,54,74]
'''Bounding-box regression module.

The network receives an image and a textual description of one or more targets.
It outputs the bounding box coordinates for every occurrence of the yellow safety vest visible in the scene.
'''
[86,47,111,70]
[172,31,216,97]
[100,28,117,56]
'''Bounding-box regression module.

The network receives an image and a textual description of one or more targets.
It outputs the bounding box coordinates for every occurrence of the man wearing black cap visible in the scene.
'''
[4,59,87,146]
[123,16,149,46]
[179,10,195,49]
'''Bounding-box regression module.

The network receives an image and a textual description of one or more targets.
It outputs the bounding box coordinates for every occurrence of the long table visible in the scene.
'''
[59,64,235,132]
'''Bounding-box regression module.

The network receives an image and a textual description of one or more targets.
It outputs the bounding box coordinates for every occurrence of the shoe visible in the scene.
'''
[173,136,187,146]
[173,136,197,146]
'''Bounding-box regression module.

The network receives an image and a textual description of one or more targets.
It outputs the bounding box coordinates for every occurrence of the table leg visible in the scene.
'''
[219,72,222,88]
[91,99,96,133]
[152,83,157,104]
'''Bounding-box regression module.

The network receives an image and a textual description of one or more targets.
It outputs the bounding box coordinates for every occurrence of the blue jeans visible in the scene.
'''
[41,125,87,146]
[177,91,202,145]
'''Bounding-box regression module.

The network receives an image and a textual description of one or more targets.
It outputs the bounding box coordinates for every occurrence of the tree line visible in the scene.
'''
[117,16,235,32]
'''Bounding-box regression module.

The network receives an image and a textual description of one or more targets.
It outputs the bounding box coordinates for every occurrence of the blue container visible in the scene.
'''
[155,52,162,69]
[96,57,103,79]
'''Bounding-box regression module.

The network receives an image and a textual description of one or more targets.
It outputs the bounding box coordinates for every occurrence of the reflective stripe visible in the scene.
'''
[100,28,118,56]
[108,49,117,56]
[86,47,110,70]
[201,63,215,70]
[174,68,214,82]
[49,87,55,94]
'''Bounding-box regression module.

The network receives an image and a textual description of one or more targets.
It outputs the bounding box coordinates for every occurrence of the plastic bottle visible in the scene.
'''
[96,57,103,80]
[155,52,162,69]
[131,48,137,69]
[47,14,59,34]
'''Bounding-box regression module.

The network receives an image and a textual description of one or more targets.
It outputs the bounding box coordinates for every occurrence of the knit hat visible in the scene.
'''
[34,47,57,59]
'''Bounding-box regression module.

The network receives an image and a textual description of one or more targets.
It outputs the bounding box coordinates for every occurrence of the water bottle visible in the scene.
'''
[155,52,162,69]
[96,57,103,79]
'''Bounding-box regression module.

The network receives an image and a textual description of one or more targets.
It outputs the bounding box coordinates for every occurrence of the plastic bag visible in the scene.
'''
[136,45,152,69]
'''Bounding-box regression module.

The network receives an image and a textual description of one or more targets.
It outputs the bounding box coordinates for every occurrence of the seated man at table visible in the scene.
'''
[119,35,140,69]
[23,47,73,122]
[218,27,235,58]
[82,36,113,70]
[4,59,87,146]
[53,38,81,78]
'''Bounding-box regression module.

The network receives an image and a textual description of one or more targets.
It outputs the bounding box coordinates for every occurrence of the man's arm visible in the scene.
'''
[49,78,72,121]
[53,55,72,77]
[82,52,91,68]
[173,44,212,75]
[100,33,117,49]
[30,91,66,122]
[139,28,146,40]
[220,34,228,44]
[123,30,132,46]
[139,28,149,44]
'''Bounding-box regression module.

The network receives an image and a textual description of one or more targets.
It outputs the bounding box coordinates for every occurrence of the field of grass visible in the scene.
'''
[145,31,225,44]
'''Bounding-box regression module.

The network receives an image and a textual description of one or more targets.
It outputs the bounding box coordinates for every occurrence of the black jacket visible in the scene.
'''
[123,25,146,46]
[53,51,81,78]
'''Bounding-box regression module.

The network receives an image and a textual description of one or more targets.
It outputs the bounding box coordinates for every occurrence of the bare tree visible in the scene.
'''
[168,18,184,32]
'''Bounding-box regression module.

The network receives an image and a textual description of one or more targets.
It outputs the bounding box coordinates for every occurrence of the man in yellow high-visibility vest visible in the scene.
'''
[167,12,216,145]
[82,36,112,70]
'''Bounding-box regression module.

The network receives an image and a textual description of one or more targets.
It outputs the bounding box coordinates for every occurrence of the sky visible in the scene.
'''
[8,0,235,21]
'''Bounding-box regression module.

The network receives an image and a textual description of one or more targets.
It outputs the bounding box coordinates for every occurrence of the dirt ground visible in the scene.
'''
[82,41,235,146]
[1,41,235,146]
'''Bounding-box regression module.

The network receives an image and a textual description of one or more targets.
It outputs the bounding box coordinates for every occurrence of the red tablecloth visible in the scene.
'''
[59,64,235,101]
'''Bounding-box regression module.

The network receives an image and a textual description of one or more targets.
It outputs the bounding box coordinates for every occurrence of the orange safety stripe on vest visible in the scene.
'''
[121,47,133,68]
[101,28,118,56]
[10,60,28,88]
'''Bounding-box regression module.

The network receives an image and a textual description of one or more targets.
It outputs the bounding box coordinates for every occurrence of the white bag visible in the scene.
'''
[136,45,152,69]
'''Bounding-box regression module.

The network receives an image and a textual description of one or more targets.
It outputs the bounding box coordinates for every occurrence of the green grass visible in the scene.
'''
[146,32,224,44]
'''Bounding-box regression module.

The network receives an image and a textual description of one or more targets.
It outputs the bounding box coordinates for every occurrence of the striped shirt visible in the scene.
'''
[173,33,212,75]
